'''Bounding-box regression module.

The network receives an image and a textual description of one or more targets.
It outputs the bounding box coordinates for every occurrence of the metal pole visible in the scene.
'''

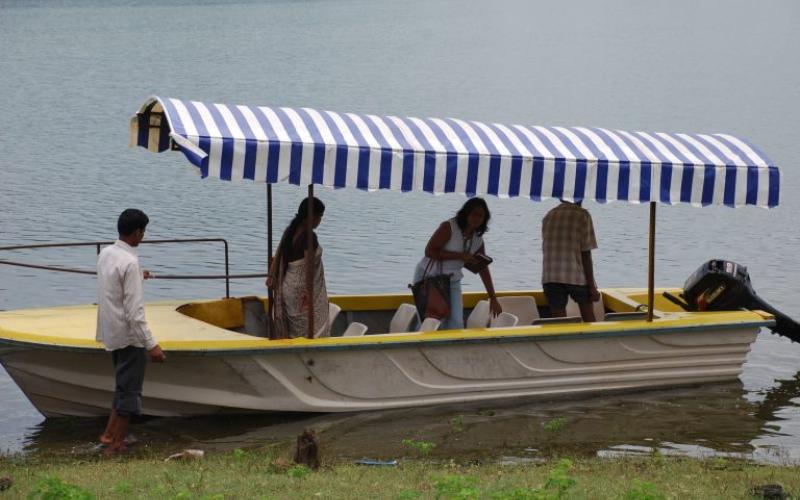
[224,240,230,298]
[306,184,315,339]
[267,184,273,304]
[647,202,656,322]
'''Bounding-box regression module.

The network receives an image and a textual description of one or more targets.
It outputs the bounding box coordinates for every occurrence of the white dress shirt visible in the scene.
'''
[95,240,157,351]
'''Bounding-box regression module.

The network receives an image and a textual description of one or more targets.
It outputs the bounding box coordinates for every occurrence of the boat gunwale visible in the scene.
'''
[0,316,773,356]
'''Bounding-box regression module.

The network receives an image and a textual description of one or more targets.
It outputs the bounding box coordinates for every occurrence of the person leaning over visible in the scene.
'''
[413,197,502,330]
[541,200,600,322]
[96,208,165,454]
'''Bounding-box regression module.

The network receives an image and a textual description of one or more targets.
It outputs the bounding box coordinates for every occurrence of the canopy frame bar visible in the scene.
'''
[647,202,656,322]
[306,184,315,339]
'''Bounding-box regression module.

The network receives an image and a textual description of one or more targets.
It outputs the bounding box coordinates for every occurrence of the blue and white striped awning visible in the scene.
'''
[131,96,780,208]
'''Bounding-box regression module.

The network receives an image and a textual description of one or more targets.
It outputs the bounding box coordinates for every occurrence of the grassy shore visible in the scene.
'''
[1,446,798,500]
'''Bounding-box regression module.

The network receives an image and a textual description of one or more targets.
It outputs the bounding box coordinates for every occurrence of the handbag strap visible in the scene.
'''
[422,257,445,280]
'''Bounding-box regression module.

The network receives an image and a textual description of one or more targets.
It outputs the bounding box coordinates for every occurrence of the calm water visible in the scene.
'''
[1,0,799,463]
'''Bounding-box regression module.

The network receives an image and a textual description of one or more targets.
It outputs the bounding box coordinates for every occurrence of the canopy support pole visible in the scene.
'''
[306,184,315,339]
[647,202,656,322]
[266,184,274,334]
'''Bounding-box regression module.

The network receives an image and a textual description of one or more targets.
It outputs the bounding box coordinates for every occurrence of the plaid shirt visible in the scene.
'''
[541,203,598,286]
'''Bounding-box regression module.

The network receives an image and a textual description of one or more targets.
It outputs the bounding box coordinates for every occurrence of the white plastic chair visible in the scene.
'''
[390,303,419,333]
[328,302,342,325]
[565,296,605,322]
[419,317,442,332]
[315,302,342,338]
[466,300,491,328]
[496,296,540,325]
[490,311,519,328]
[342,321,368,337]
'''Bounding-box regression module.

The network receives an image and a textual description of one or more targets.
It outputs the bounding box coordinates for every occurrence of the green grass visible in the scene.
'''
[1,447,798,499]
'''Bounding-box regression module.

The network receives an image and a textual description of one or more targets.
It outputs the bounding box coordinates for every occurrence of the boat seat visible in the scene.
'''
[315,302,342,338]
[532,316,583,325]
[565,296,606,322]
[419,317,442,332]
[241,296,268,337]
[342,321,368,337]
[604,311,648,321]
[329,302,342,326]
[490,312,518,328]
[496,296,539,325]
[390,303,419,333]
[466,300,491,328]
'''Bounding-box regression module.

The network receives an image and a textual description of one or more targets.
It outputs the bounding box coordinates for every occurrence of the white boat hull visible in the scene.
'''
[0,325,758,417]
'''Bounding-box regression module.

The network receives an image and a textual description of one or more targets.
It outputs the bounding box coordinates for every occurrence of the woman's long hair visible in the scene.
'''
[276,197,326,273]
[455,197,490,236]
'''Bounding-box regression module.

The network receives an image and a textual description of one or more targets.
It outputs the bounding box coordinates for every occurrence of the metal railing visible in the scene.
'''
[0,238,266,298]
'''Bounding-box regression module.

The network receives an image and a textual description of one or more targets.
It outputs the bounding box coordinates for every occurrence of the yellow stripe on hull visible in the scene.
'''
[0,289,774,352]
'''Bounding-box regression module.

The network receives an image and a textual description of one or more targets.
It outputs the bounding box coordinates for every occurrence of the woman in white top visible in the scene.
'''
[413,198,502,330]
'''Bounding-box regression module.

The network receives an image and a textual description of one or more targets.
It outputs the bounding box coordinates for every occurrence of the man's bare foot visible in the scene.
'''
[100,434,137,448]
[103,443,128,456]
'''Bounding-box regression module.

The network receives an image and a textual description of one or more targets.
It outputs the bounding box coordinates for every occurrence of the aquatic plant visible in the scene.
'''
[543,417,567,433]
[450,415,465,433]
[402,439,437,457]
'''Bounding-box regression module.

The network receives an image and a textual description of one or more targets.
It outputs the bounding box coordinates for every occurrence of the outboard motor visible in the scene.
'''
[680,260,800,343]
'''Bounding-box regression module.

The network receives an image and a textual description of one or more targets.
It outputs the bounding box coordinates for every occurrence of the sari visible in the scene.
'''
[272,246,329,339]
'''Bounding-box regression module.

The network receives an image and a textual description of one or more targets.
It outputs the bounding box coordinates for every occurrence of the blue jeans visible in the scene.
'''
[442,279,463,330]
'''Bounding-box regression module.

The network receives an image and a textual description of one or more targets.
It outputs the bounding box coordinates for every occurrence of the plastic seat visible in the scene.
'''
[565,296,605,322]
[342,321,368,337]
[328,302,342,325]
[466,300,490,328]
[389,303,419,333]
[490,311,519,328]
[240,296,268,337]
[496,296,539,325]
[315,302,341,338]
[419,317,442,332]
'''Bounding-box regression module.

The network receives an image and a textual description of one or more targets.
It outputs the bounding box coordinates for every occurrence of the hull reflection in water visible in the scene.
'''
[21,379,796,464]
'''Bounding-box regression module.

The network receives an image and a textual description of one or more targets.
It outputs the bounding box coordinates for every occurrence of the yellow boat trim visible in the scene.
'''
[0,290,773,352]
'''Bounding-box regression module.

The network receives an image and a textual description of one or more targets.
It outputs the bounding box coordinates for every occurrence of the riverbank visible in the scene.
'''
[2,445,798,499]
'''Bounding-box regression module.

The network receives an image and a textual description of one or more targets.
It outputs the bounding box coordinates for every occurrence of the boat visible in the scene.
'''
[1,96,797,418]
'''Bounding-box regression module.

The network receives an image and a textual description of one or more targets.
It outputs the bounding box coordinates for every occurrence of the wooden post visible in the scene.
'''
[306,184,315,339]
[647,202,656,322]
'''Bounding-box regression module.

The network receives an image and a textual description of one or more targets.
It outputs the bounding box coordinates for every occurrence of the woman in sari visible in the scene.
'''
[266,197,329,339]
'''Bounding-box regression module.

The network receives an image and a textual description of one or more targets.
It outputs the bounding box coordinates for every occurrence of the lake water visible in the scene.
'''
[1,0,799,463]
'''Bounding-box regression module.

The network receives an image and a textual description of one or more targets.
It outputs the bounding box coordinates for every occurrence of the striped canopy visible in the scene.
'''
[131,96,780,208]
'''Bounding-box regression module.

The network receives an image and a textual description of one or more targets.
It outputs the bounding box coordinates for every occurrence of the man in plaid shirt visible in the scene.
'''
[541,200,600,321]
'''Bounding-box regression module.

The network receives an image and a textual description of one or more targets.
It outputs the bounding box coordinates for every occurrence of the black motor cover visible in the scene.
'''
[682,260,799,343]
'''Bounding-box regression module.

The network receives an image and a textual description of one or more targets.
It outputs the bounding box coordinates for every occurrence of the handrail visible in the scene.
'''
[0,239,265,298]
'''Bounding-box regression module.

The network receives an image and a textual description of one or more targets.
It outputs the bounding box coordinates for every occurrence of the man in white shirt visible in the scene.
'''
[96,209,165,454]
